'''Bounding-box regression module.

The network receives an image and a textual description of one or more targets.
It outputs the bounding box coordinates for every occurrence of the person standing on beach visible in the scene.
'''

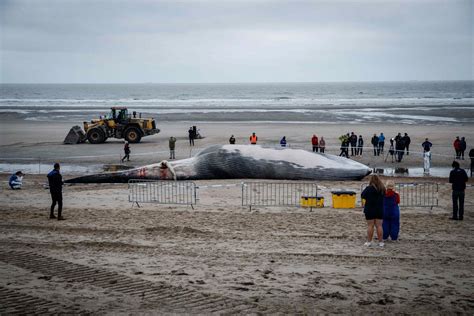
[121,142,130,162]
[453,136,461,159]
[422,138,432,153]
[319,137,325,153]
[47,163,64,220]
[371,134,379,156]
[402,133,411,155]
[339,134,349,157]
[395,136,405,162]
[229,135,236,144]
[350,132,358,156]
[188,127,195,146]
[280,136,287,147]
[383,181,400,241]
[169,136,176,160]
[361,175,386,247]
[378,133,385,155]
[388,138,395,163]
[249,132,258,145]
[311,134,319,152]
[469,148,474,177]
[460,137,466,160]
[357,135,364,156]
[449,161,468,221]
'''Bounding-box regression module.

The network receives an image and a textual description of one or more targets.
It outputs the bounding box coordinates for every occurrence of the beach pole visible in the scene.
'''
[38,157,41,174]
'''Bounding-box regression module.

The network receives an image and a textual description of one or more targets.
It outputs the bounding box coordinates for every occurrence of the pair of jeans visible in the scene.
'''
[50,192,63,217]
[452,190,465,219]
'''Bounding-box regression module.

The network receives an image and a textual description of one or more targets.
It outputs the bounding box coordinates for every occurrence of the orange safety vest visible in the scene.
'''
[250,135,257,144]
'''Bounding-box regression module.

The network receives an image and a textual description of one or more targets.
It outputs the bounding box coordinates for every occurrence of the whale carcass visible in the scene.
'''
[65,145,372,183]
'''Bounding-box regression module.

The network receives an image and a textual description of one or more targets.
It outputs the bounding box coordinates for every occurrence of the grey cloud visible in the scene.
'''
[1,0,472,83]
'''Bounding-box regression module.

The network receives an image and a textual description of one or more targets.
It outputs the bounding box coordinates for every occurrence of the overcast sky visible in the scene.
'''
[0,0,472,83]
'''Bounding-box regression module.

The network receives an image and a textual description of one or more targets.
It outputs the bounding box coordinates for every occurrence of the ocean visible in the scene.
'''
[0,81,473,125]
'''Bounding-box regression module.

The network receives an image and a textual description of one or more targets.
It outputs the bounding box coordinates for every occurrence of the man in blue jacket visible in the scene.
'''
[47,163,64,220]
[449,161,468,221]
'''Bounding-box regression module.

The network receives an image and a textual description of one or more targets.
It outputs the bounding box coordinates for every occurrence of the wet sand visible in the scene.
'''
[1,118,473,171]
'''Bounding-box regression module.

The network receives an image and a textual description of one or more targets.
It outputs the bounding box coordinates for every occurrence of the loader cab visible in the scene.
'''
[110,107,129,124]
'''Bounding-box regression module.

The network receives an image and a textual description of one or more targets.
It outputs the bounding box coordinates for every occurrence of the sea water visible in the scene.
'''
[0,81,473,124]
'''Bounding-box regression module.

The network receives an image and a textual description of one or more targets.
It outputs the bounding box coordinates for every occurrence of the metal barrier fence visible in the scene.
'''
[128,179,197,208]
[242,182,318,211]
[362,182,438,209]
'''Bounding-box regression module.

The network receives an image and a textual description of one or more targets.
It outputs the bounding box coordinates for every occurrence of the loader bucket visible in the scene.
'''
[64,125,87,144]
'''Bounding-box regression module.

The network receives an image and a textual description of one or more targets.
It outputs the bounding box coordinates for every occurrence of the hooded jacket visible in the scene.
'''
[383,189,400,218]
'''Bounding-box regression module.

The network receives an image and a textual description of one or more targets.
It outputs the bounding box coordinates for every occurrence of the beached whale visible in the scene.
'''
[65,145,372,183]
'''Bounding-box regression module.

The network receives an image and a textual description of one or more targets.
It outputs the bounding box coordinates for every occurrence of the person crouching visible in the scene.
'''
[9,171,24,189]
[383,181,400,241]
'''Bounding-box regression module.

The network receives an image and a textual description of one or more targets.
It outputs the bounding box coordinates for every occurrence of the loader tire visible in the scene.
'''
[124,127,142,143]
[87,128,106,144]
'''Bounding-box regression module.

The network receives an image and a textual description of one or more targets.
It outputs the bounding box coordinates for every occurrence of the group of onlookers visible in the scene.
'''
[387,133,412,162]
[371,133,386,156]
[339,132,363,157]
[311,135,326,153]
[361,176,400,248]
[361,162,469,247]
[453,136,467,160]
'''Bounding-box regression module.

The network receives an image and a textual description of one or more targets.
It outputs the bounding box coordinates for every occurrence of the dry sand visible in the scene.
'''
[1,118,474,314]
[1,174,474,314]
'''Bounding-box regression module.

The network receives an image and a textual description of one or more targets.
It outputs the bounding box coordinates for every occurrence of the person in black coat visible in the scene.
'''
[361,175,386,247]
[229,135,236,144]
[395,137,405,162]
[121,142,130,162]
[449,161,468,220]
[402,133,411,155]
[47,163,64,220]
[357,135,364,156]
[350,132,358,156]
[371,134,379,156]
[188,127,195,146]
[460,137,467,160]
[470,148,474,177]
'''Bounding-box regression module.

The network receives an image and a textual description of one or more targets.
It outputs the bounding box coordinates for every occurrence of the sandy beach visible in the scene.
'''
[0,174,473,314]
[1,116,473,314]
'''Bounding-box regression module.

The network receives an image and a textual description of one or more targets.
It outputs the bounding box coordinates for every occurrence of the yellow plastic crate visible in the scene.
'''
[331,191,356,208]
[300,196,324,208]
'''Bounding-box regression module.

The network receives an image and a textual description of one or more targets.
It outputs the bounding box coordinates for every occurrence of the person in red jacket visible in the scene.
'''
[311,135,319,152]
[453,136,461,159]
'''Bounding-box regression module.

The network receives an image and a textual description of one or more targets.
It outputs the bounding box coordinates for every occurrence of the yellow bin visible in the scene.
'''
[300,196,324,208]
[331,191,356,208]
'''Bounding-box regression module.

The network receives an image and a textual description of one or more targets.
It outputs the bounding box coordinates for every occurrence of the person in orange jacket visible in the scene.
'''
[249,132,258,145]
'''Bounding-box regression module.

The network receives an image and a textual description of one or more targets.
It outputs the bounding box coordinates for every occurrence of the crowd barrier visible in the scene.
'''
[241,181,318,211]
[362,182,438,209]
[128,179,197,209]
[129,180,443,210]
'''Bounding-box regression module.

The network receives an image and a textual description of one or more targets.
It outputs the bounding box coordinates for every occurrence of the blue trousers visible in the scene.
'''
[452,190,465,220]
[383,217,400,240]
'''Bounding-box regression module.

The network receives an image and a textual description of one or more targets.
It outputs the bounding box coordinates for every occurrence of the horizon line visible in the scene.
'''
[1,79,473,85]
